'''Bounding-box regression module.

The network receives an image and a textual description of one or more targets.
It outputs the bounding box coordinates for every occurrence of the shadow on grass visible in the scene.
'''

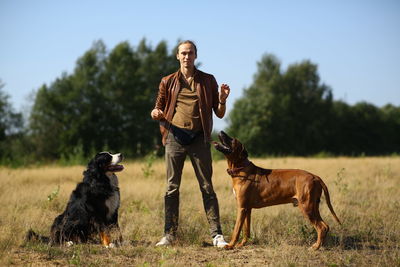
[325,234,380,250]
[130,240,153,247]
[201,241,213,247]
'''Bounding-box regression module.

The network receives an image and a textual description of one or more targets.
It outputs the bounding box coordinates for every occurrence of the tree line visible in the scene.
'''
[227,54,400,156]
[1,40,399,166]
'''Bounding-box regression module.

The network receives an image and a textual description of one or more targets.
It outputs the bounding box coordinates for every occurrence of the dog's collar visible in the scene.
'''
[227,159,252,177]
[227,167,243,177]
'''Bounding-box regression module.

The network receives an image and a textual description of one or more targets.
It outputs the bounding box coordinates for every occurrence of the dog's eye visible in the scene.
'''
[96,155,111,166]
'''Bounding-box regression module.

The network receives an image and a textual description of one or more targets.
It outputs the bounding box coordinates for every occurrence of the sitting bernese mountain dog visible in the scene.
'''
[27,152,124,248]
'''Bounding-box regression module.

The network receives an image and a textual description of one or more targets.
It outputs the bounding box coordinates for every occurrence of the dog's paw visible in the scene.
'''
[236,242,246,248]
[105,243,116,248]
[66,241,74,247]
[309,243,321,251]
[224,244,234,250]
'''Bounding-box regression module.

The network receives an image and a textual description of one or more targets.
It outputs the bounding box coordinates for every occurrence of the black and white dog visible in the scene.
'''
[27,152,124,247]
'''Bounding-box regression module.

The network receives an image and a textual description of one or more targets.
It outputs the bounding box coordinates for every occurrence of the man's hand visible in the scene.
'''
[151,108,164,120]
[219,84,230,104]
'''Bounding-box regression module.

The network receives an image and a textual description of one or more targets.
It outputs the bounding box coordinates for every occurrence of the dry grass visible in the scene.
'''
[1,157,399,266]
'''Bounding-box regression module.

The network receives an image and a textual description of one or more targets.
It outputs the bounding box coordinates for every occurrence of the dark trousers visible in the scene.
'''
[164,132,222,237]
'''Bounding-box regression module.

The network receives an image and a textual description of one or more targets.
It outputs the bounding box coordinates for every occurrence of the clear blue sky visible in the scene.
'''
[1,0,399,130]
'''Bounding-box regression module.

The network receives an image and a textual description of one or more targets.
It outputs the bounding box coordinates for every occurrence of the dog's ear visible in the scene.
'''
[83,158,98,182]
[232,138,238,147]
[239,143,248,159]
[87,158,96,169]
[96,155,109,169]
[242,146,248,159]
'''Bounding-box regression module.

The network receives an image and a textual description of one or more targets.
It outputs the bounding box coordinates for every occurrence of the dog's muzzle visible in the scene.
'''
[108,153,124,172]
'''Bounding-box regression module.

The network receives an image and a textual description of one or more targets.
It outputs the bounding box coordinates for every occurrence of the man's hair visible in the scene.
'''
[176,40,197,56]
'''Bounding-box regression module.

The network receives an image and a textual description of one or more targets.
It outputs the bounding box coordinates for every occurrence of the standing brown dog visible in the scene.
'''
[213,131,341,250]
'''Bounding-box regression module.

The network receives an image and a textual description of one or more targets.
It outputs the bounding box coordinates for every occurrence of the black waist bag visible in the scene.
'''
[170,125,199,145]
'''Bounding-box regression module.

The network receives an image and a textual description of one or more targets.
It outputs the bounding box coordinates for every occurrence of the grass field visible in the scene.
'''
[0,156,399,266]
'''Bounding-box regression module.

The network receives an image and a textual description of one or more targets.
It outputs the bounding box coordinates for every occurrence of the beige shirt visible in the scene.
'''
[171,77,202,131]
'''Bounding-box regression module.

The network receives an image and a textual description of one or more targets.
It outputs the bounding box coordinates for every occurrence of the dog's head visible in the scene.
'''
[88,152,124,173]
[213,131,248,165]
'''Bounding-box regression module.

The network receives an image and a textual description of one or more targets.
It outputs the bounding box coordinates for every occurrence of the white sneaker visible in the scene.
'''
[155,234,174,247]
[213,234,228,248]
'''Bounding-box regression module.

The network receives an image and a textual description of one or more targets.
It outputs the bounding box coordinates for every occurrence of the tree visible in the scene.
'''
[227,54,333,155]
[227,53,400,156]
[29,39,179,161]
[329,102,400,155]
[381,104,400,153]
[134,40,179,154]
[0,80,24,161]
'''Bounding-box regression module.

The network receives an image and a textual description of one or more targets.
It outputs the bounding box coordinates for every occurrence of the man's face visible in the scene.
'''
[176,43,197,69]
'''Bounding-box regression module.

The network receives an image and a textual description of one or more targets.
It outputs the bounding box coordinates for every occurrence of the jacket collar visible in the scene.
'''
[177,67,198,81]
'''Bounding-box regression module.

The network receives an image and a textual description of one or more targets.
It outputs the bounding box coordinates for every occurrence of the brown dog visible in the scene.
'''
[213,131,341,250]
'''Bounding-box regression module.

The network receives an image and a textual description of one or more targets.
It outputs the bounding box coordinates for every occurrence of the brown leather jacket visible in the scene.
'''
[154,69,219,145]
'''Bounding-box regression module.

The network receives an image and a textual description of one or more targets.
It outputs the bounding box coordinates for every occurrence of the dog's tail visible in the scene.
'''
[25,229,50,244]
[318,178,342,225]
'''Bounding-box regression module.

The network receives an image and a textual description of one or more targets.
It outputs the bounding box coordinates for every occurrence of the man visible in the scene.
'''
[150,40,230,247]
